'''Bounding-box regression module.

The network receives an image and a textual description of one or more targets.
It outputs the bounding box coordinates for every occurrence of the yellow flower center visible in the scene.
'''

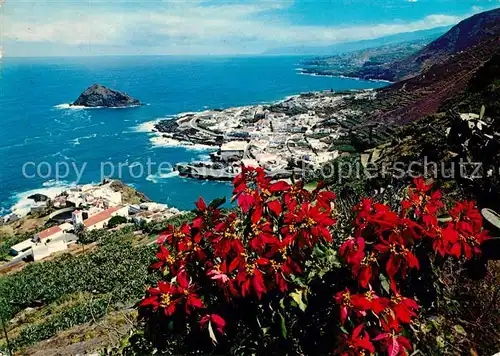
[306,218,316,227]
[160,293,172,307]
[246,263,256,275]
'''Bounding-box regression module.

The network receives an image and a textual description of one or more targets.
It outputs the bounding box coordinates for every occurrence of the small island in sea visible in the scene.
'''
[71,84,141,108]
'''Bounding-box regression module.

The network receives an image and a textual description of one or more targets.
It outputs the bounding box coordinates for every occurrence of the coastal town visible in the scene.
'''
[0,180,182,270]
[149,90,378,180]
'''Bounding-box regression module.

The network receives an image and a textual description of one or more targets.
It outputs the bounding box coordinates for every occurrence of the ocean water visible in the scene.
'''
[0,56,386,215]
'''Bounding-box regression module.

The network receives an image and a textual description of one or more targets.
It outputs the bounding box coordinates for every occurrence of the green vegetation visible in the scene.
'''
[0,233,32,261]
[108,215,128,229]
[0,214,193,352]
[0,235,155,349]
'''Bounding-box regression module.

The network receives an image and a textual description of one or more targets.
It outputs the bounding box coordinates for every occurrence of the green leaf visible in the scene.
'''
[290,290,307,312]
[480,105,486,120]
[209,197,226,210]
[278,312,287,339]
[454,325,466,336]
[436,335,445,349]
[380,273,390,294]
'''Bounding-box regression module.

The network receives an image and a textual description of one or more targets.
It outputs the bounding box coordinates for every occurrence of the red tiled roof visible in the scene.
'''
[84,206,121,227]
[37,226,62,239]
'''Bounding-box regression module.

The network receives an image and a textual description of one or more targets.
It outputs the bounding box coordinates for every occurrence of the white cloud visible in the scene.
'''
[471,5,483,13]
[2,1,466,55]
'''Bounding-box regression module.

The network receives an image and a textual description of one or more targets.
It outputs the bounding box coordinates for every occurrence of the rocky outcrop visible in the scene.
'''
[27,193,49,202]
[72,84,141,108]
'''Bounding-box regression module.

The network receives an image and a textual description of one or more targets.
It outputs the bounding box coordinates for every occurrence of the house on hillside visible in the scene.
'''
[10,239,36,255]
[34,226,64,243]
[220,141,247,161]
[84,206,129,231]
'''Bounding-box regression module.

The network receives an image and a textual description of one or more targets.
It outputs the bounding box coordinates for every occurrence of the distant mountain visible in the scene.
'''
[263,26,450,56]
[371,35,500,125]
[333,8,500,149]
[364,7,500,81]
[299,37,433,79]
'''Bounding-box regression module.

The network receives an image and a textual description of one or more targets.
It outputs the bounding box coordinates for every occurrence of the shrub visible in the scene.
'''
[136,167,490,355]
[108,215,129,229]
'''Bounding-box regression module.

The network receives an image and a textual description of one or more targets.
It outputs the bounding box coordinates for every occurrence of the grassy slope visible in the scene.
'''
[0,214,192,355]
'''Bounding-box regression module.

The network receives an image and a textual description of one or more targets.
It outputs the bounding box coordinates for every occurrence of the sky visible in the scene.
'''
[1,0,499,57]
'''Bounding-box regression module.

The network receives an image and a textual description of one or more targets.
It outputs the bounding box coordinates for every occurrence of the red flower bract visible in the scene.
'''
[139,174,490,353]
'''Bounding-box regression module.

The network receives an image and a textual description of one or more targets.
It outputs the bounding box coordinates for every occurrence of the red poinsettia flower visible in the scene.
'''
[267,199,283,216]
[213,214,245,257]
[316,190,336,210]
[192,197,222,229]
[340,237,365,267]
[140,281,181,316]
[374,233,419,281]
[206,261,239,299]
[284,202,335,247]
[334,288,355,325]
[232,166,269,213]
[269,180,291,194]
[449,221,489,259]
[200,313,226,334]
[390,287,419,325]
[236,261,267,299]
[402,178,443,218]
[157,223,192,248]
[177,269,204,314]
[351,252,379,288]
[150,244,179,273]
[374,332,412,356]
[336,324,375,356]
[450,201,483,230]
[247,205,278,253]
[351,290,390,315]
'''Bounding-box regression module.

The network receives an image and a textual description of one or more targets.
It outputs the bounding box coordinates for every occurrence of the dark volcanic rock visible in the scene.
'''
[155,119,179,133]
[72,84,141,108]
[28,193,50,202]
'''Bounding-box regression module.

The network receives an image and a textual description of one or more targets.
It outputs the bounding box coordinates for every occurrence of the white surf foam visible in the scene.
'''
[54,103,142,110]
[135,120,160,133]
[150,136,216,151]
[54,103,86,110]
[8,181,75,218]
[146,171,180,183]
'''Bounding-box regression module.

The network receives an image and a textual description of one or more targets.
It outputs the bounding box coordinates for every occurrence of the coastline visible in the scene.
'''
[297,70,394,84]
[54,103,144,110]
[141,89,379,182]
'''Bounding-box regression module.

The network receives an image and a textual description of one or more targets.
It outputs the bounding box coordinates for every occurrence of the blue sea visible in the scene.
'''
[0,56,386,215]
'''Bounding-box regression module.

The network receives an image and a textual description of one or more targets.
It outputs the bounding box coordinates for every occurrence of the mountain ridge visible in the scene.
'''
[263,26,450,56]
[372,7,500,81]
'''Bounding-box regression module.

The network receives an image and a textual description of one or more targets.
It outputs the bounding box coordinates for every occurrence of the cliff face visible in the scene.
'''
[371,36,500,125]
[335,9,500,150]
[72,84,141,108]
[441,53,500,119]
[381,8,500,81]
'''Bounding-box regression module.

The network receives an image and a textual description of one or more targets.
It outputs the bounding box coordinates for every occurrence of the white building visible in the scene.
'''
[72,210,84,227]
[34,225,64,242]
[220,141,248,160]
[10,239,36,255]
[84,206,129,231]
